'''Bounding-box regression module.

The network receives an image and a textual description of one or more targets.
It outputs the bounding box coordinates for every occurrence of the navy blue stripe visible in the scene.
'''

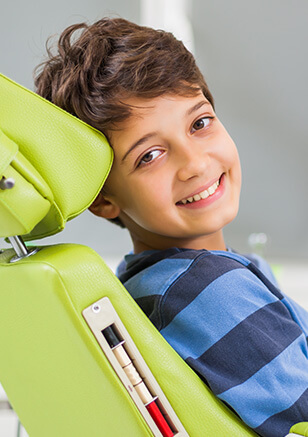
[185,300,303,395]
[254,388,308,437]
[135,295,162,328]
[248,262,284,300]
[160,252,245,329]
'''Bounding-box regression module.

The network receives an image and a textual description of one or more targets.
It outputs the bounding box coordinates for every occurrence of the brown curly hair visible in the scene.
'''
[34,17,214,226]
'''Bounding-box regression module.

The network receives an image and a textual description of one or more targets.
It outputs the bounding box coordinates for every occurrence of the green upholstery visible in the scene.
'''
[0,247,152,436]
[291,423,308,436]
[0,73,112,240]
[0,244,257,436]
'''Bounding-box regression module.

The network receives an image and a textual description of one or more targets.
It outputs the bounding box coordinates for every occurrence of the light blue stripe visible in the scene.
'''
[161,268,278,360]
[219,335,308,429]
[125,258,194,300]
[282,296,308,339]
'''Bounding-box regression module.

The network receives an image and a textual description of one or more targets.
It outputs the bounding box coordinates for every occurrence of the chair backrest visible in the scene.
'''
[0,73,258,436]
[0,73,112,240]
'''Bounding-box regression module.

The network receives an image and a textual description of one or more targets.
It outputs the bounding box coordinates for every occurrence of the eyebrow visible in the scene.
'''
[186,100,211,116]
[121,132,157,163]
[121,100,211,163]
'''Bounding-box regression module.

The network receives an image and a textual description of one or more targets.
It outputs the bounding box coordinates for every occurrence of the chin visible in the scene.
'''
[224,207,239,228]
[211,207,239,232]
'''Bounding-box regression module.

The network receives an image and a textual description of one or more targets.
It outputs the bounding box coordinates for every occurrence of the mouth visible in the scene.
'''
[177,175,223,205]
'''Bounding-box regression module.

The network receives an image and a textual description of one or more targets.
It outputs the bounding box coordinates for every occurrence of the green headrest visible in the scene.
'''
[0,73,113,240]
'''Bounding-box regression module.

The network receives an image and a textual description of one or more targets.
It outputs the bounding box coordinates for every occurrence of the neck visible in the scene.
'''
[132,230,227,254]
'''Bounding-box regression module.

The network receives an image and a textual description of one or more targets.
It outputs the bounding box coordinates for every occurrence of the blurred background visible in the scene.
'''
[1,0,308,263]
[1,0,308,435]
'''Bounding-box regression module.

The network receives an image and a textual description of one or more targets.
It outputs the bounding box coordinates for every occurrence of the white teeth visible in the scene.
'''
[179,179,220,204]
[200,190,209,199]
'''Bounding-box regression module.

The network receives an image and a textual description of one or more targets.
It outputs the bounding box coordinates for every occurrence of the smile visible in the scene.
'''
[178,178,221,205]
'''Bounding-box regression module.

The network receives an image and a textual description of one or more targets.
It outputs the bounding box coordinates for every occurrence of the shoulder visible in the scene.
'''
[120,247,284,332]
[120,248,201,299]
[121,248,247,297]
[242,252,279,286]
[121,249,262,320]
[158,251,282,330]
[120,248,249,329]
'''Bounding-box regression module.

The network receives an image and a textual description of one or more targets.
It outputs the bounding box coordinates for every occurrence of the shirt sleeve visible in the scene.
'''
[158,254,308,437]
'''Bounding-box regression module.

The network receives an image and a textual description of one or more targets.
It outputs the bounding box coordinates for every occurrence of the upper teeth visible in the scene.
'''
[179,180,220,204]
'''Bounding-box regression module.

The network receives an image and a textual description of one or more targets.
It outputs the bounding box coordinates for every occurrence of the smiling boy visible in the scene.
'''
[91,92,241,254]
[35,18,308,436]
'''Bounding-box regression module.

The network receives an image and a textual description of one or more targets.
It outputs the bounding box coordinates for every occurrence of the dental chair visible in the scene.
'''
[0,72,305,437]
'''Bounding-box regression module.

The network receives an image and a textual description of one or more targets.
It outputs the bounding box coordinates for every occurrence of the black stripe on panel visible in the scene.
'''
[186,301,303,395]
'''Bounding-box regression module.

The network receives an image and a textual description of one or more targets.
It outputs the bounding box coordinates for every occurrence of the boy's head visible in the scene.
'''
[35,17,214,134]
[35,17,241,253]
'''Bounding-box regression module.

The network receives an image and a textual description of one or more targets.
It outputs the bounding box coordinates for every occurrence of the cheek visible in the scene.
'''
[133,171,170,203]
[222,139,241,177]
[119,179,162,210]
[133,186,169,216]
[120,179,174,228]
[233,150,242,187]
[215,135,241,194]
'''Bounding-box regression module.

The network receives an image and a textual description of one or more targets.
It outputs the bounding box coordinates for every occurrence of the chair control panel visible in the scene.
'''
[83,297,188,437]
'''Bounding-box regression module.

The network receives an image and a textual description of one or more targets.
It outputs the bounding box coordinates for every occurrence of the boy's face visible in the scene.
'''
[96,91,241,252]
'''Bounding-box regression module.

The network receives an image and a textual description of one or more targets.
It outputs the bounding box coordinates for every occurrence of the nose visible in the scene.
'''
[175,137,210,182]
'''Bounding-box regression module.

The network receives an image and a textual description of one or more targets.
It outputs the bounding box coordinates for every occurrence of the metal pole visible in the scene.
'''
[8,236,29,258]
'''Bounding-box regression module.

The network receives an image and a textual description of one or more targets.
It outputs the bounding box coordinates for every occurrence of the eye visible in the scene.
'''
[137,149,162,167]
[191,116,212,133]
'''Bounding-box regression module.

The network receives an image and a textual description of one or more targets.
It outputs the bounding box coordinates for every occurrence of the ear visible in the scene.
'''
[88,192,121,219]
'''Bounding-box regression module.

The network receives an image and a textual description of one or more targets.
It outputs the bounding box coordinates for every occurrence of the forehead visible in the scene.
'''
[108,91,210,147]
[122,89,206,118]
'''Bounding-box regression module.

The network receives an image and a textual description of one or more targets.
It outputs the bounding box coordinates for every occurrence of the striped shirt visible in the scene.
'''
[118,248,308,437]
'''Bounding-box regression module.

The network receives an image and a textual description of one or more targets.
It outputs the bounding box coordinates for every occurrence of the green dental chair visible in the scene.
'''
[0,72,305,437]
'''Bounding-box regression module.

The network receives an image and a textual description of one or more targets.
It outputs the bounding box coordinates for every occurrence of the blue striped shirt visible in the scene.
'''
[118,248,308,437]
